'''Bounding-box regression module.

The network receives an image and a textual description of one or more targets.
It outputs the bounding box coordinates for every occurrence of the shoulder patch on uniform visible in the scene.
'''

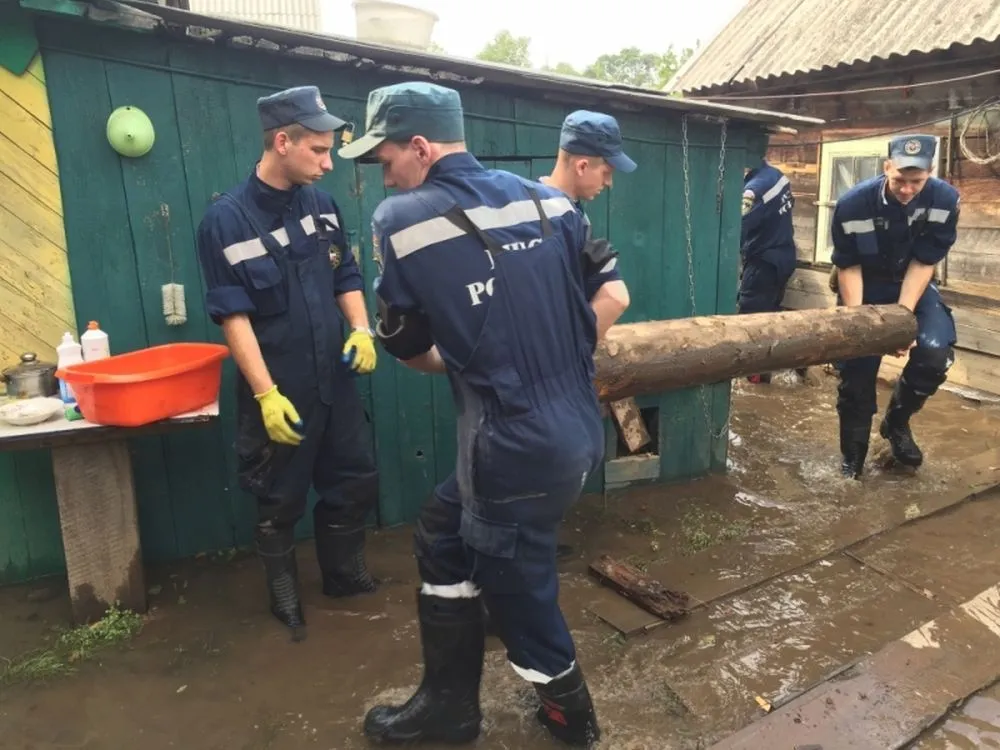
[742,189,755,216]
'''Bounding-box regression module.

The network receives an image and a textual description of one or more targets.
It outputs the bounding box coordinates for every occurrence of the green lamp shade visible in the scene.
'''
[106,105,155,158]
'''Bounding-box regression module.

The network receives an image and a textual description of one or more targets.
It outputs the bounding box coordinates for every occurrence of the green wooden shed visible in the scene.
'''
[0,0,814,584]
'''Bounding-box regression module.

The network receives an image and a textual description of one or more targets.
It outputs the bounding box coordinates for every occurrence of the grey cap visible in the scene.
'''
[559,110,637,173]
[257,85,346,133]
[889,134,936,171]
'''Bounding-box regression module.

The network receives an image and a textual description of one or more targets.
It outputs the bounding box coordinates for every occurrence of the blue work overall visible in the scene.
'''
[415,188,605,680]
[219,184,377,530]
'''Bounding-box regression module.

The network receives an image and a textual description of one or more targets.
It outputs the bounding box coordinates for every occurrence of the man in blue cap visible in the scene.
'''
[739,134,798,384]
[339,82,630,748]
[831,133,960,479]
[542,110,634,340]
[195,85,381,642]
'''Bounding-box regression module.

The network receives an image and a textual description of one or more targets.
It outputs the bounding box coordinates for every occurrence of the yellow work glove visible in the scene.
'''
[254,385,304,446]
[342,327,377,374]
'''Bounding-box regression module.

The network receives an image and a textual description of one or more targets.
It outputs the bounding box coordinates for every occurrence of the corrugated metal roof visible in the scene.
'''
[669,0,1000,94]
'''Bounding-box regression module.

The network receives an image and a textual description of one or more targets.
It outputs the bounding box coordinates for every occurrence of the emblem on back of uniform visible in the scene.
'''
[329,247,341,268]
[316,91,327,111]
[904,139,922,155]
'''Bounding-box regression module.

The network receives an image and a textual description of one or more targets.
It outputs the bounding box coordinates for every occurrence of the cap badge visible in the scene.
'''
[316,91,327,111]
[903,139,922,155]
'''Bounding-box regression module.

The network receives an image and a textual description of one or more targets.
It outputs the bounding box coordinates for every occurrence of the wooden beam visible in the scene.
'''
[608,397,651,454]
[589,554,690,622]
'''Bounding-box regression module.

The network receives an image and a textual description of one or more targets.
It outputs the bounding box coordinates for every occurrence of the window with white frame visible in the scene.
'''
[814,136,941,264]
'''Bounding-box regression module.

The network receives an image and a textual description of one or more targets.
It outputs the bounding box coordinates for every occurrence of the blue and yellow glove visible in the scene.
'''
[342,327,377,374]
[254,385,304,446]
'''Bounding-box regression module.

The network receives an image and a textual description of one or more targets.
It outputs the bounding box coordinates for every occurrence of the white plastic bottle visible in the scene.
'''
[56,331,83,403]
[81,320,110,362]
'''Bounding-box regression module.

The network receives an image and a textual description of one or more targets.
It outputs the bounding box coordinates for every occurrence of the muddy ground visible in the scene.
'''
[0,369,998,750]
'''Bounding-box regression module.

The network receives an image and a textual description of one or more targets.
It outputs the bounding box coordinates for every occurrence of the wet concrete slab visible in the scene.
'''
[708,584,1000,750]
[912,681,1000,748]
[656,555,943,737]
[852,497,1000,605]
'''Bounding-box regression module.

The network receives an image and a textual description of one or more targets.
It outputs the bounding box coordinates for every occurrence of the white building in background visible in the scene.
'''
[183,0,324,32]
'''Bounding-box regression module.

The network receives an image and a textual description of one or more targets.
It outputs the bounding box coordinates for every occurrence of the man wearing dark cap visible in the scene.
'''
[339,81,629,748]
[542,110,634,341]
[831,134,960,479]
[195,85,381,642]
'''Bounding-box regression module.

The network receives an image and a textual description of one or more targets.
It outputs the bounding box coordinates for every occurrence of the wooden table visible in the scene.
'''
[0,402,219,624]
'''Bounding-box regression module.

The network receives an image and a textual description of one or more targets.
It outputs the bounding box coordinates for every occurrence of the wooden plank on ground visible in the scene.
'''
[609,397,651,453]
[708,583,1000,750]
[587,586,663,637]
[589,554,690,622]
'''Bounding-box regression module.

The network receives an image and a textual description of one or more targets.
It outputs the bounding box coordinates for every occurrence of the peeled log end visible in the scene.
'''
[595,304,916,402]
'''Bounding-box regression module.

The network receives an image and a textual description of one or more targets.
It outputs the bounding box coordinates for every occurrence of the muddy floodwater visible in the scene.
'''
[0,370,998,749]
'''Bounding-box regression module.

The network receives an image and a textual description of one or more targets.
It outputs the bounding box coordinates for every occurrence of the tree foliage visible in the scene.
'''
[583,44,697,89]
[476,30,531,67]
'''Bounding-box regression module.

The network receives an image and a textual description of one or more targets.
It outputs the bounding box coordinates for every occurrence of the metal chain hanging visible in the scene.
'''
[681,114,732,442]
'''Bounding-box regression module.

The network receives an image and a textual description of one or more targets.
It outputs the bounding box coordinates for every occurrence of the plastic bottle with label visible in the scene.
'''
[81,320,110,362]
[56,331,83,403]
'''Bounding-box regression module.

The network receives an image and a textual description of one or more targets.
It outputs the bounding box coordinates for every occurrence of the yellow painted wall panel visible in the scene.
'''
[0,205,71,291]
[0,61,50,127]
[27,54,44,84]
[0,131,60,214]
[0,169,65,250]
[0,90,58,173]
[0,52,74,370]
[0,236,73,326]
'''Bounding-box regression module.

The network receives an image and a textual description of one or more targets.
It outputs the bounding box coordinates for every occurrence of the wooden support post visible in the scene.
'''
[608,397,652,454]
[51,440,145,624]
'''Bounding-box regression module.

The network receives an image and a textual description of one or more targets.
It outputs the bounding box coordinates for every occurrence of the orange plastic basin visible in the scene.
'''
[56,342,231,427]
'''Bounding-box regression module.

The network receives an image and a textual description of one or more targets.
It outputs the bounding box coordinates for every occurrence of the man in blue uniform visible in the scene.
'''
[196,86,381,642]
[739,147,797,383]
[339,82,630,747]
[542,109,635,328]
[831,134,959,479]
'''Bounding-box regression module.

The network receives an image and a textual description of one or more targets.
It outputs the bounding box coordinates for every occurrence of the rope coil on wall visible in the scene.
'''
[958,98,1000,166]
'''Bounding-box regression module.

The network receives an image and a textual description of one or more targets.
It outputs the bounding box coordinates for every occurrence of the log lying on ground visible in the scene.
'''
[594,304,916,403]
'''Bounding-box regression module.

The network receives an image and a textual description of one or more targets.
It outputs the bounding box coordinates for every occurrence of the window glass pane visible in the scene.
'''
[831,157,854,200]
[855,156,880,183]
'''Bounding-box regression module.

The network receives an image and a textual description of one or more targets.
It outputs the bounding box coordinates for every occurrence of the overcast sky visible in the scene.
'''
[321,0,747,70]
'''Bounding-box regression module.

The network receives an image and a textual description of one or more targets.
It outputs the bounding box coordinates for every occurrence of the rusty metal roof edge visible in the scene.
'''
[678,38,1000,97]
[69,0,820,129]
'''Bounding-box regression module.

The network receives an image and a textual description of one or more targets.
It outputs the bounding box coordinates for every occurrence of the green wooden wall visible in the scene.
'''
[0,12,762,583]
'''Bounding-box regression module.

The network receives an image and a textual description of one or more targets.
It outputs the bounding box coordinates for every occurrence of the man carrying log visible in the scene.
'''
[831,134,959,479]
[541,109,635,339]
[339,82,629,747]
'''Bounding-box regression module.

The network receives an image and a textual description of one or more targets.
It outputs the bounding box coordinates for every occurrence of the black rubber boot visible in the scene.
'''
[256,523,306,642]
[364,593,484,744]
[839,418,871,480]
[879,380,926,468]
[313,502,378,598]
[535,662,601,748]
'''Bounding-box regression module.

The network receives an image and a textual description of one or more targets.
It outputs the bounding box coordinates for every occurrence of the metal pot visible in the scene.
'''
[2,352,59,399]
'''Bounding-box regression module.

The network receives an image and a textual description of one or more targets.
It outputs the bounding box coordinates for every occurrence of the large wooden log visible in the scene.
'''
[595,304,916,403]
